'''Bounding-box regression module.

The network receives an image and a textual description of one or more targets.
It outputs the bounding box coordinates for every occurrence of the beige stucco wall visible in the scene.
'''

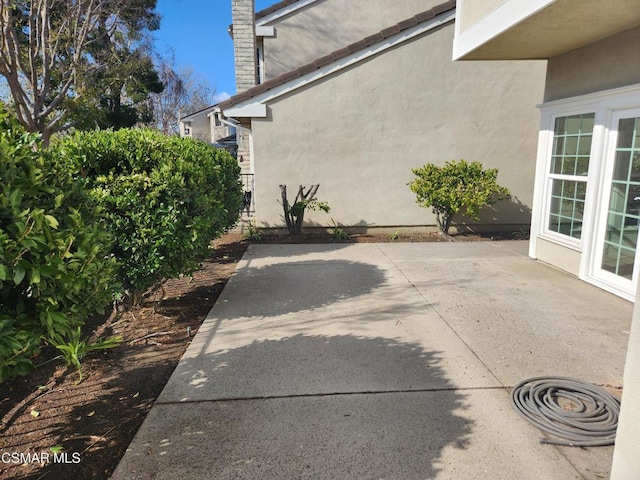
[534,238,581,276]
[261,0,443,80]
[250,22,546,229]
[458,0,507,32]
[182,113,210,142]
[544,25,640,102]
[611,277,640,478]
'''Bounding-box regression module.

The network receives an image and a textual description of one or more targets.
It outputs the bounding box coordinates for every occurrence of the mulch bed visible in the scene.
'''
[0,230,525,479]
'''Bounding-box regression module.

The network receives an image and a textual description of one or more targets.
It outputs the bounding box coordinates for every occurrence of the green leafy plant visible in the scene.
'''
[50,129,243,304]
[0,107,117,382]
[47,327,122,382]
[279,184,330,235]
[408,160,511,235]
[388,231,400,241]
[246,221,262,241]
[329,219,350,241]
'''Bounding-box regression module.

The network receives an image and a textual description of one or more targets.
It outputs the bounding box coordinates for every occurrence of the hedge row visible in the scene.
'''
[0,110,242,381]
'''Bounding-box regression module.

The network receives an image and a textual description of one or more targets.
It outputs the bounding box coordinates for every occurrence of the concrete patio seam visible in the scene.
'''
[155,385,512,405]
[375,243,507,389]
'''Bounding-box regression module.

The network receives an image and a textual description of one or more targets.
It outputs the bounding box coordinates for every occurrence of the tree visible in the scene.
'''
[150,55,216,135]
[408,160,511,235]
[279,184,330,235]
[0,0,162,145]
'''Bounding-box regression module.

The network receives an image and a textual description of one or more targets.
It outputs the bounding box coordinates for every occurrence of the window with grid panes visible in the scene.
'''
[547,113,595,239]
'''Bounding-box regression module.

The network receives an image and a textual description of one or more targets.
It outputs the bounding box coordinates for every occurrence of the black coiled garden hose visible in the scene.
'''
[510,376,620,447]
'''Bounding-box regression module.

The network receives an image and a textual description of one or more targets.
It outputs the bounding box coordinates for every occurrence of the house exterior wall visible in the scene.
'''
[535,238,581,276]
[544,25,640,102]
[260,0,442,81]
[611,276,640,479]
[250,22,546,229]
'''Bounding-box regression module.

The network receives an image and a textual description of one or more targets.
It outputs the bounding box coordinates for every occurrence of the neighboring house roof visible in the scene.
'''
[255,0,318,22]
[180,104,218,122]
[219,0,455,113]
[214,133,237,145]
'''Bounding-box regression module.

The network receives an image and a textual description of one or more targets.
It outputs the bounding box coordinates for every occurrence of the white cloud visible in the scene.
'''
[213,91,231,103]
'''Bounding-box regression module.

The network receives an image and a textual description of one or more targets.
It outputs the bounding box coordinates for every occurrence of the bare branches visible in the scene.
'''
[0,0,157,144]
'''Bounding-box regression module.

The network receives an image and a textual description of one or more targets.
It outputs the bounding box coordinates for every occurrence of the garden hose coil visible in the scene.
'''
[510,376,620,447]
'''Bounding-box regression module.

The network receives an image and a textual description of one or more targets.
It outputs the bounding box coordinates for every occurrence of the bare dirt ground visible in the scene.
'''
[0,230,524,479]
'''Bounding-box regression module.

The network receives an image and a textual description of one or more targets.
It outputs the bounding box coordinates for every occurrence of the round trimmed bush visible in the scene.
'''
[51,129,243,300]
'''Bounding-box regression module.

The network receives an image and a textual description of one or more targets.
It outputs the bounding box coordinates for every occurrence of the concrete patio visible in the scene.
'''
[111,241,632,480]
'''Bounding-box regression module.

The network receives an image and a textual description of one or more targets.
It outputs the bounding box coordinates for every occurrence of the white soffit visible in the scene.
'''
[223,9,456,118]
[453,0,640,60]
[453,0,553,60]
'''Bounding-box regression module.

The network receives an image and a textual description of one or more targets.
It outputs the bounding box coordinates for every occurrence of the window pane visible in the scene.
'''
[550,113,594,177]
[565,116,582,135]
[618,118,635,149]
[561,157,576,175]
[613,151,631,181]
[548,179,586,239]
[581,115,595,133]
[631,151,640,182]
[576,157,590,176]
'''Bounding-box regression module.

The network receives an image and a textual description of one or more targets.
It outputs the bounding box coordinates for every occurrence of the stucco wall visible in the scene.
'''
[250,22,546,229]
[183,113,210,142]
[261,0,442,80]
[458,0,507,32]
[544,25,640,102]
[611,278,640,479]
[534,238,581,276]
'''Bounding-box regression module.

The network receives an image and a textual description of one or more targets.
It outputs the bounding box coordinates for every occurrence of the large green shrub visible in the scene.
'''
[0,110,116,382]
[51,129,243,300]
[409,160,511,235]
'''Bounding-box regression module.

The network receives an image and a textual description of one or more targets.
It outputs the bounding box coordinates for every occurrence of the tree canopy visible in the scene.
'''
[0,0,163,144]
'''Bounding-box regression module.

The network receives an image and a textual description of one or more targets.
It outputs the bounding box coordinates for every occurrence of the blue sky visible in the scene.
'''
[154,0,274,102]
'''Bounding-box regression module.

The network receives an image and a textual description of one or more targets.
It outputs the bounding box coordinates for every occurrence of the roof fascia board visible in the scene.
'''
[256,25,276,37]
[180,106,217,121]
[224,9,456,118]
[256,0,319,26]
[224,103,268,118]
[452,0,554,60]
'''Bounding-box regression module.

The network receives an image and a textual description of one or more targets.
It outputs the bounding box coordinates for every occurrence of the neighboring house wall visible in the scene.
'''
[181,113,210,142]
[259,0,442,80]
[544,25,640,102]
[250,22,546,229]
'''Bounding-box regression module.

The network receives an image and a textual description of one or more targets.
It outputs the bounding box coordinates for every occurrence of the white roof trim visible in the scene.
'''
[224,103,267,118]
[256,25,276,37]
[180,106,217,121]
[224,9,456,118]
[256,0,320,26]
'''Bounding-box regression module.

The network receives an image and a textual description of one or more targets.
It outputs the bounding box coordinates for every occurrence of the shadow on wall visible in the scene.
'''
[456,196,533,233]
[115,334,474,480]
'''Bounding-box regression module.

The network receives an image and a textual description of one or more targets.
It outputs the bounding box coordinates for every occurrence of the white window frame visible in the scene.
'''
[530,83,640,298]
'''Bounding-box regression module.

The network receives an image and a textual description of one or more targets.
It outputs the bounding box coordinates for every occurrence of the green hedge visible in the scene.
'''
[51,129,243,298]
[0,110,116,381]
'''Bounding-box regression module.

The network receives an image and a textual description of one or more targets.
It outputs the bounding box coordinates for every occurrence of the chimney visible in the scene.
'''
[231,0,258,93]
